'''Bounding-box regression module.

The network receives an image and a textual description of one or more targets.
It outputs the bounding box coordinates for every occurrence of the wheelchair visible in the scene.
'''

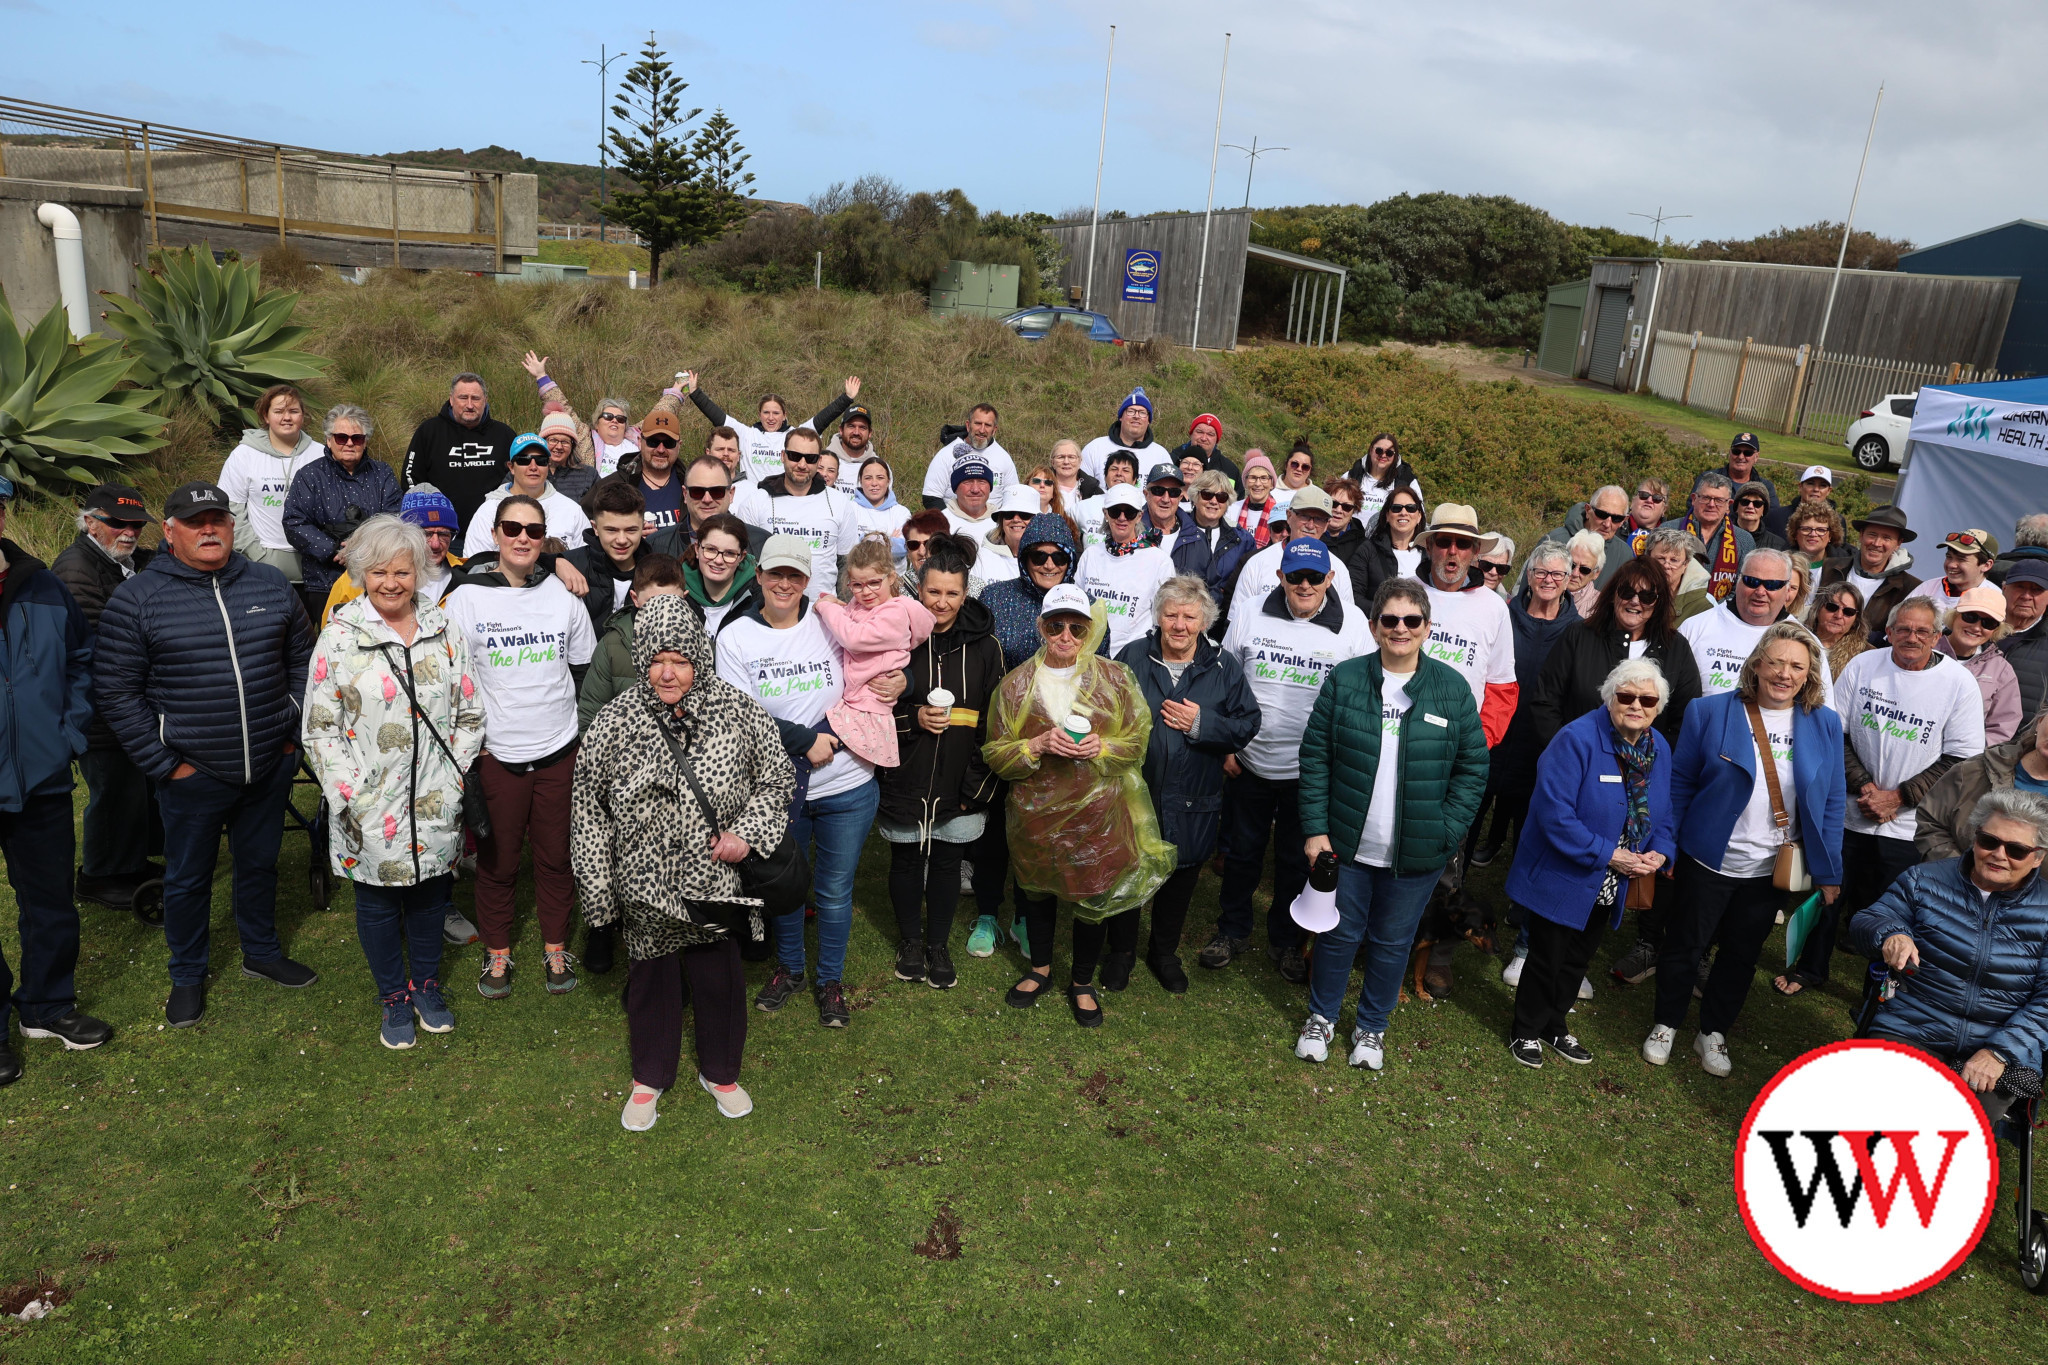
[119,754,334,927]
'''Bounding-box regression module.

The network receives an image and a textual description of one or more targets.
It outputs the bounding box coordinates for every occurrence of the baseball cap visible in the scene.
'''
[163,481,229,521]
[758,534,813,577]
[508,433,549,462]
[1280,538,1332,575]
[1144,462,1185,488]
[951,457,995,490]
[84,483,154,522]
[1940,528,1999,559]
[1956,585,2007,622]
[2005,561,2048,589]
[1798,465,1835,486]
[1731,432,1760,453]
[842,404,873,426]
[1287,486,1334,516]
[1102,484,1145,512]
[1039,583,1092,619]
[400,486,460,532]
[641,409,682,440]
[996,485,1040,517]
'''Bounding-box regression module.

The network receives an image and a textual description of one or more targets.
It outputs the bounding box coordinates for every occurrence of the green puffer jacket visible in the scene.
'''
[1297,653,1489,876]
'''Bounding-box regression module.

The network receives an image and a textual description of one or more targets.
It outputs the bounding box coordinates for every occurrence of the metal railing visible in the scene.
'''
[537,221,645,246]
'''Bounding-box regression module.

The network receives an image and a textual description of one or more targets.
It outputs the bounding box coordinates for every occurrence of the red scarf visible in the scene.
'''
[1236,497,1273,549]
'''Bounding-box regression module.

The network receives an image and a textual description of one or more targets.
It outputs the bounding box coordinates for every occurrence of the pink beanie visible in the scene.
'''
[538,410,578,442]
[1241,450,1273,476]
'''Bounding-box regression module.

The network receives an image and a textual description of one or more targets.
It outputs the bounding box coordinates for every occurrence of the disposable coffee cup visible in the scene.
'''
[1063,713,1092,743]
[927,688,955,710]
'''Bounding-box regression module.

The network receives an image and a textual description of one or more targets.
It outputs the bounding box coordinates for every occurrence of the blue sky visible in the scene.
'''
[8,0,2043,246]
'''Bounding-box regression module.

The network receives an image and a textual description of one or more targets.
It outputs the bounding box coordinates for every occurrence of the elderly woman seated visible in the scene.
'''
[1853,788,2048,1124]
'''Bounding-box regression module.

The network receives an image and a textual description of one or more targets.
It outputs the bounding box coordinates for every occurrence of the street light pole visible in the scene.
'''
[1815,82,1886,369]
[582,44,624,241]
[1222,136,1289,209]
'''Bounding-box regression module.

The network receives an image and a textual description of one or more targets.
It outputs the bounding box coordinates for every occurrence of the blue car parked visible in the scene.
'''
[999,307,1125,345]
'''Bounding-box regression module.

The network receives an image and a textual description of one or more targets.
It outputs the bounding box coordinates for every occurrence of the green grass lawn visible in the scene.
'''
[531,239,652,277]
[5,793,2047,1363]
[1538,385,1876,482]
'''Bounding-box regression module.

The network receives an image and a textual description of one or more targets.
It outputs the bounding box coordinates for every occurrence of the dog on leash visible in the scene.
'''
[1402,884,1498,1003]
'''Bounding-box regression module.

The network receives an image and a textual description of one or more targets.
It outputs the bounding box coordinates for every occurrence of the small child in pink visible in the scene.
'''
[814,540,935,768]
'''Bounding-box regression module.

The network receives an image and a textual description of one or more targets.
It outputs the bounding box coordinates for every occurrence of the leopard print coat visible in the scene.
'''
[571,594,796,960]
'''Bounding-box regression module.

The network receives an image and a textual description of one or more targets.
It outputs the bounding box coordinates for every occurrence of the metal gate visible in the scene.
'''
[1538,302,1581,375]
[1586,287,1632,388]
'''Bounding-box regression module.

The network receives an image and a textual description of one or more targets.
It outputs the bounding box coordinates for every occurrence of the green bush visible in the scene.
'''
[0,290,166,492]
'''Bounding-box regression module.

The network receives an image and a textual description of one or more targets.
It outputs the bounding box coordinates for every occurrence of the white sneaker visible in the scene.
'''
[1578,976,1595,1001]
[1294,1013,1335,1063]
[1694,1031,1732,1077]
[443,909,480,945]
[959,863,975,894]
[699,1073,754,1118]
[1501,956,1525,987]
[1348,1027,1386,1071]
[620,1085,662,1131]
[1641,1024,1676,1066]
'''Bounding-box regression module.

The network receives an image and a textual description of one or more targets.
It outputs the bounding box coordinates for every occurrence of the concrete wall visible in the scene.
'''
[0,177,144,335]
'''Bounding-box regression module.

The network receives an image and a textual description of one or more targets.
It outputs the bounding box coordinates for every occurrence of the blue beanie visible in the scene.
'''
[1118,386,1153,420]
[401,485,460,532]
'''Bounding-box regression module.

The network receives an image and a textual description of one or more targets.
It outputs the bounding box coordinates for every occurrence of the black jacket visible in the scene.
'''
[2001,616,2048,721]
[878,598,1006,830]
[1526,619,1701,753]
[1169,440,1242,495]
[51,532,155,752]
[1322,520,1380,612]
[402,402,518,530]
[283,453,403,596]
[94,551,314,784]
[563,525,693,636]
[1117,632,1263,865]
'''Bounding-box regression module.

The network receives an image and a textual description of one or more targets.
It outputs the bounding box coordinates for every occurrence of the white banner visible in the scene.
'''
[1908,385,2048,469]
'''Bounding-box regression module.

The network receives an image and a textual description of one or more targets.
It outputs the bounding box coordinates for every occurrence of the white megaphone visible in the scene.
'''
[1290,851,1342,933]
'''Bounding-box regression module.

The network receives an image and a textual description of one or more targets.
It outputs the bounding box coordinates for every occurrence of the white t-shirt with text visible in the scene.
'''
[219,439,325,551]
[715,605,874,800]
[1220,590,1374,780]
[1835,649,1987,840]
[1420,581,1516,721]
[1354,669,1415,868]
[445,576,597,763]
[731,482,864,600]
[1721,704,1796,878]
[1076,543,1176,657]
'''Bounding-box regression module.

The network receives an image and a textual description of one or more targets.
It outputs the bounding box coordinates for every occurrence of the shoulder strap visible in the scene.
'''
[655,714,724,833]
[1743,698,1791,830]
[377,642,465,774]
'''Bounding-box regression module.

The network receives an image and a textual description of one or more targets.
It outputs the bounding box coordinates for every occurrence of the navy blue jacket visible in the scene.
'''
[1668,691,1846,886]
[95,551,314,784]
[283,453,403,597]
[1504,709,1677,931]
[0,542,93,810]
[1170,514,1251,608]
[1854,857,2048,1064]
[1116,631,1263,865]
[983,512,1099,672]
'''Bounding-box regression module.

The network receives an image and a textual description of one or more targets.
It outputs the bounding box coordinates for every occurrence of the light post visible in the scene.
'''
[582,44,624,241]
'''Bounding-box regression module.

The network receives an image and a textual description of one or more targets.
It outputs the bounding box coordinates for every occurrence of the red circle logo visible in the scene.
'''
[1735,1039,1999,1302]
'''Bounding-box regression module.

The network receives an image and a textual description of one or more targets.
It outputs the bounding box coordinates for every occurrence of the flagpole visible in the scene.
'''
[1083,26,1115,313]
[1190,32,1231,350]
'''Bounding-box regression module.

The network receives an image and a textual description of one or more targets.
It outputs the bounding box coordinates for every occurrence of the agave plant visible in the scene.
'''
[0,290,166,491]
[99,246,327,422]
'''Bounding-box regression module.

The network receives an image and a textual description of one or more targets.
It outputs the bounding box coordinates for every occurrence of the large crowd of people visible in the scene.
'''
[3,370,2045,1144]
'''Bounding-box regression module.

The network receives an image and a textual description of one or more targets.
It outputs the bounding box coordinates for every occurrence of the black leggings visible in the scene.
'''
[1019,892,1139,982]
[1148,864,1201,960]
[888,839,966,945]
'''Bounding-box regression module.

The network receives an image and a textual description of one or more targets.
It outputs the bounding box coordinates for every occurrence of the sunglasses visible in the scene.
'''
[1958,610,2002,630]
[597,412,628,424]
[1612,585,1660,605]
[1480,563,1505,577]
[1105,507,1141,520]
[1287,461,1313,472]
[1284,569,1328,586]
[997,512,1033,523]
[497,519,546,541]
[96,516,147,531]
[1198,490,1230,503]
[1737,498,1767,510]
[1976,829,2042,860]
[1820,599,1859,616]
[642,435,678,450]
[509,451,549,467]
[1587,507,1625,524]
[685,484,729,500]
[786,450,821,464]
[1612,690,1658,709]
[1740,575,1789,592]
[1030,476,1054,486]
[1042,619,1089,638]
[1147,485,1181,498]
[1027,548,1073,568]
[1370,445,1395,458]
[1435,536,1477,553]
[1635,490,1666,503]
[1333,500,1359,513]
[904,537,931,552]
[1377,613,1425,630]
[1569,561,1596,577]
[1386,504,1421,516]
[328,432,367,447]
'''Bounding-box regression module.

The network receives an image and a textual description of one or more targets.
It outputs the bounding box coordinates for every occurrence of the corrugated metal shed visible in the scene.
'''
[1897,220,2048,376]
[1536,278,1587,375]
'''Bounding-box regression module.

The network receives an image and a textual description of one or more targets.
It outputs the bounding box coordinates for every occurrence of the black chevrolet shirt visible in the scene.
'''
[403,402,519,529]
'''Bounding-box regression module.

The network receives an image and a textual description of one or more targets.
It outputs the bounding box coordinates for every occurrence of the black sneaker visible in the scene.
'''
[1609,940,1657,985]
[242,957,318,988]
[1267,943,1309,985]
[1468,837,1504,868]
[1198,933,1248,969]
[755,965,804,1013]
[1147,953,1190,994]
[925,944,957,990]
[1507,1038,1543,1069]
[1067,983,1104,1028]
[19,1010,113,1051]
[0,1043,20,1086]
[1543,1033,1593,1065]
[815,980,851,1028]
[583,924,616,976]
[894,939,926,983]
[1099,951,1135,993]
[166,983,206,1028]
[75,872,139,911]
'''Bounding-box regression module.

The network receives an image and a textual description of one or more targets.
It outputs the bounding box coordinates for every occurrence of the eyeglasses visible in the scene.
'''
[1042,619,1089,639]
[1975,829,2042,861]
[1820,599,1859,617]
[1958,610,2002,630]
[1332,500,1359,513]
[328,432,367,447]
[1027,548,1073,568]
[685,484,729,501]
[1198,490,1230,503]
[1740,575,1789,592]
[698,543,742,564]
[1529,568,1566,582]
[421,527,455,541]
[1284,569,1328,586]
[1611,690,1658,709]
[497,519,546,541]
[642,435,678,450]
[1147,485,1181,498]
[1377,613,1425,630]
[1105,507,1141,520]
[509,451,549,467]
[1587,507,1625,524]
[785,450,821,464]
[1612,584,1660,605]
[1890,624,1940,641]
[1634,489,1666,504]
[1386,504,1421,517]
[1694,494,1729,508]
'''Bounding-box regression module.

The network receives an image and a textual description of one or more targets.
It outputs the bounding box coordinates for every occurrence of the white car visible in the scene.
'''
[1845,392,1916,472]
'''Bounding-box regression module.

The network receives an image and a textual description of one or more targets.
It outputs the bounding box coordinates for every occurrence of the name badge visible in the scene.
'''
[1599,774,1622,784]
[1422,713,1448,727]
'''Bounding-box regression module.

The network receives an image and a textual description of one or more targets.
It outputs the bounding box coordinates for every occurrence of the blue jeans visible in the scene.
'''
[0,792,81,1032]
[1216,768,1307,951]
[157,748,299,987]
[353,875,452,998]
[1309,862,1442,1029]
[772,778,880,984]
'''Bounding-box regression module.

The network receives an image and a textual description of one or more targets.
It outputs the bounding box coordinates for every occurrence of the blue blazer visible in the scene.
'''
[1667,691,1846,886]
[1505,709,1676,931]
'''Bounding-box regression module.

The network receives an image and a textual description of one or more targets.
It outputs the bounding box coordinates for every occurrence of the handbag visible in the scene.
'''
[1744,699,1810,893]
[659,720,812,919]
[378,645,491,841]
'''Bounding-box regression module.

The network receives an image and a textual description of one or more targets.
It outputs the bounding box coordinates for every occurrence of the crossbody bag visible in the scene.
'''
[1743,699,1810,892]
[378,644,492,841]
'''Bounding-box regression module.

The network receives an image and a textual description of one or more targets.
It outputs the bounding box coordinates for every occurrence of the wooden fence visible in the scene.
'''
[538,221,645,246]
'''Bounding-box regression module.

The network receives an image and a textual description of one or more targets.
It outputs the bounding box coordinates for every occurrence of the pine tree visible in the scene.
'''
[601,33,720,284]
[692,108,756,209]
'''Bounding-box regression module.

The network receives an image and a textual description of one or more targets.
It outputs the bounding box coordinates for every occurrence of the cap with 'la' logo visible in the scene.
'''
[163,481,229,520]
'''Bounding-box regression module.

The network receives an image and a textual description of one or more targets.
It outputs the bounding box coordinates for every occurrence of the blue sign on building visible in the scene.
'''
[1122,249,1161,303]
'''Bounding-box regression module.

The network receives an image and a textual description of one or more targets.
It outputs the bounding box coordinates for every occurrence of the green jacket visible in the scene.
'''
[1297,653,1489,876]
[577,607,637,732]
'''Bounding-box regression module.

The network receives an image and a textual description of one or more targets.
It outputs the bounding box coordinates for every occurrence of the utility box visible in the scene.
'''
[929,260,1019,319]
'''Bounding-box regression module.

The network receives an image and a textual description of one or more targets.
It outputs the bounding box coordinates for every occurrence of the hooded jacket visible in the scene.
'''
[1117,631,1263,864]
[1170,439,1242,495]
[403,402,519,529]
[878,596,1006,831]
[51,531,153,752]
[0,541,93,811]
[570,593,798,958]
[220,427,322,580]
[982,511,1085,672]
[301,595,485,886]
[1915,720,2033,863]
[95,549,315,784]
[282,452,403,597]
[1171,510,1251,606]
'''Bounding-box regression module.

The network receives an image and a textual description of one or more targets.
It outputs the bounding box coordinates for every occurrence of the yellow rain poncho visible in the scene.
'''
[981,603,1175,921]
